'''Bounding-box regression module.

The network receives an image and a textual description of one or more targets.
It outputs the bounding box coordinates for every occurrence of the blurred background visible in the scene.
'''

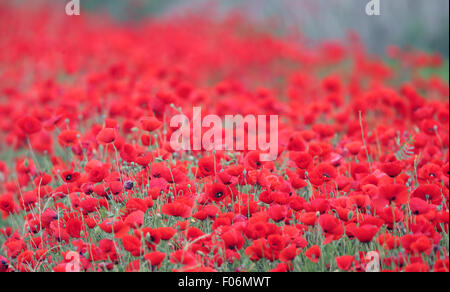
[4,0,450,56]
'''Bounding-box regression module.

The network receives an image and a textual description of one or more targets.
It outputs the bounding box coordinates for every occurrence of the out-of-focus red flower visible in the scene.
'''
[17,116,42,135]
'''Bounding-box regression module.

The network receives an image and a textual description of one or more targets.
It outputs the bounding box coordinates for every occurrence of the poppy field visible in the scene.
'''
[0,4,449,273]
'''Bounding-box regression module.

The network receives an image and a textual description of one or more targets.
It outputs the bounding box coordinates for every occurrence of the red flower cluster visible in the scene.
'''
[0,5,448,272]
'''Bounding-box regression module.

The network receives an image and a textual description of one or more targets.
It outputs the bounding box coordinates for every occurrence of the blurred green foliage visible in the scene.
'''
[82,0,181,20]
[421,59,449,83]
[6,0,449,56]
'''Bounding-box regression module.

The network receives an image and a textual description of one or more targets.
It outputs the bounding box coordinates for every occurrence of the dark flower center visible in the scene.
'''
[66,174,72,181]
[215,192,224,198]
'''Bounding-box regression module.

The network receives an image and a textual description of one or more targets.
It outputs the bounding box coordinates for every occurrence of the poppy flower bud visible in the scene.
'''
[348,211,353,221]
[433,245,440,254]
[124,180,134,190]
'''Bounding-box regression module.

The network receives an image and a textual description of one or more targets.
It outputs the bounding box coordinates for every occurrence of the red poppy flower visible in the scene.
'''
[88,166,107,183]
[226,164,244,176]
[376,184,409,207]
[125,211,144,228]
[404,262,429,272]
[207,182,229,202]
[270,262,292,272]
[381,154,405,177]
[279,244,299,262]
[61,171,80,183]
[139,116,162,132]
[198,156,217,177]
[267,234,286,251]
[125,260,141,272]
[377,232,400,250]
[221,228,244,250]
[305,245,321,263]
[378,206,404,228]
[345,142,362,156]
[244,239,270,262]
[33,173,52,186]
[401,234,432,255]
[411,184,442,205]
[433,259,449,272]
[57,130,79,147]
[298,212,318,226]
[319,214,344,244]
[126,198,148,214]
[161,202,191,218]
[144,251,166,268]
[79,197,99,214]
[287,132,306,151]
[156,227,177,240]
[244,151,264,169]
[96,128,117,144]
[19,191,37,211]
[418,163,442,182]
[107,181,123,196]
[40,208,58,228]
[122,235,142,257]
[336,255,355,271]
[309,163,337,186]
[289,151,312,169]
[170,250,197,266]
[409,197,431,215]
[66,218,82,238]
[268,204,288,222]
[354,225,379,243]
[0,193,17,215]
[17,116,42,135]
